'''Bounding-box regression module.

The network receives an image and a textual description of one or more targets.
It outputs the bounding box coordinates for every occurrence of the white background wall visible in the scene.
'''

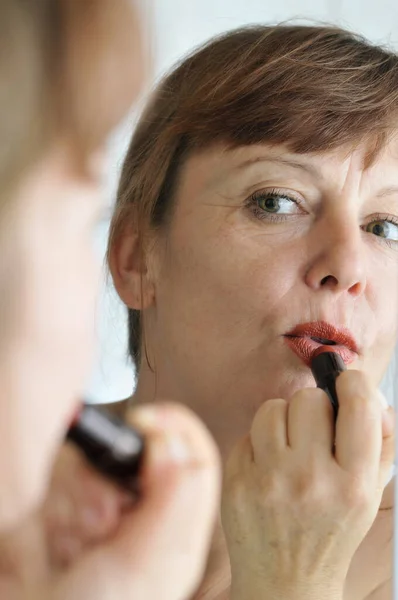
[85,0,398,406]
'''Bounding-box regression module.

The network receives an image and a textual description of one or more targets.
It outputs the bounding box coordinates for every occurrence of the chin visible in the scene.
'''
[260,362,318,402]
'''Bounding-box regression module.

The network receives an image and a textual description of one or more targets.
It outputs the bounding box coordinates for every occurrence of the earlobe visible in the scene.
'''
[108,224,155,311]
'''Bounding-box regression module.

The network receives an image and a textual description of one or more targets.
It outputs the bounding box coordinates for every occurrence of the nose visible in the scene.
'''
[304,218,366,297]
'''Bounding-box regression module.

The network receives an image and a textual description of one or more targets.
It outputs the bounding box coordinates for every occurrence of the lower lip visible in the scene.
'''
[284,336,357,367]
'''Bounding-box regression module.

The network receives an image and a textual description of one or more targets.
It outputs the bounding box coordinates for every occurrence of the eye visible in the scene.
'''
[247,188,304,222]
[365,217,398,242]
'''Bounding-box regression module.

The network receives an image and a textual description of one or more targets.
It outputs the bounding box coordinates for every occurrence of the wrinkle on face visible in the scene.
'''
[138,138,398,445]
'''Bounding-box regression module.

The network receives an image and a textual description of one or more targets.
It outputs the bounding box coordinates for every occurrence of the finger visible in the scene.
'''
[51,535,83,568]
[67,458,130,541]
[334,370,382,478]
[101,402,221,600]
[379,406,395,488]
[223,434,253,494]
[288,388,334,457]
[250,398,288,469]
[45,444,128,565]
[379,393,394,437]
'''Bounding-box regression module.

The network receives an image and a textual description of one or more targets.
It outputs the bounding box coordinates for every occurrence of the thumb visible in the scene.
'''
[114,403,221,598]
[55,404,220,600]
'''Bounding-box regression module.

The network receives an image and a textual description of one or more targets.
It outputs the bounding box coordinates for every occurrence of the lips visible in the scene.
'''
[284,321,358,367]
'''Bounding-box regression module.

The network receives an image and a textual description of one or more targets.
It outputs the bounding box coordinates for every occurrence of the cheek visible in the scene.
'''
[25,235,99,362]
[156,223,300,340]
[0,219,101,521]
[368,251,398,330]
[9,189,102,392]
[363,256,398,376]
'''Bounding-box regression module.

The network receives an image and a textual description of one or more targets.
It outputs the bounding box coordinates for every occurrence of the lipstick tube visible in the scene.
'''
[66,404,144,491]
[310,351,346,419]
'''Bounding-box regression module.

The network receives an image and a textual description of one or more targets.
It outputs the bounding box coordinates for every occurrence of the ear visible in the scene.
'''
[109,223,156,311]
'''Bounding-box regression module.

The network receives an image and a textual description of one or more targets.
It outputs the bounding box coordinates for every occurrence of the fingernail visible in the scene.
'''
[134,406,196,465]
[166,433,192,463]
[151,431,193,465]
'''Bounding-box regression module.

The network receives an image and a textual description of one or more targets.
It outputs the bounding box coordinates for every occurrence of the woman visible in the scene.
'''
[42,23,397,599]
[0,1,220,599]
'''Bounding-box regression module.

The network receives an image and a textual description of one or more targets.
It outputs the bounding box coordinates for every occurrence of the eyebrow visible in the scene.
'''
[235,155,321,179]
[376,186,398,198]
[235,156,398,199]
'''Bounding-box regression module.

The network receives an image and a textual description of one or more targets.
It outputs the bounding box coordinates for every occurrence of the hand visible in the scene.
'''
[0,403,221,600]
[222,370,394,600]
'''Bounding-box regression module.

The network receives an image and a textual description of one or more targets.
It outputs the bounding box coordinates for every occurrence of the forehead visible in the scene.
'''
[179,136,398,192]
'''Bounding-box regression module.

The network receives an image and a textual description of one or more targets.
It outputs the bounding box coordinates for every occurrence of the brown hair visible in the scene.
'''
[108,24,398,366]
[0,0,142,199]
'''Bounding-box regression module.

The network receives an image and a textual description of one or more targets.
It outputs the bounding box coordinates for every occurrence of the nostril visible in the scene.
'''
[320,275,337,287]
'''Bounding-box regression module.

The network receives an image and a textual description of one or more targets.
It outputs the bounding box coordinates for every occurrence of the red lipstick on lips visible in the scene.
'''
[284,321,358,367]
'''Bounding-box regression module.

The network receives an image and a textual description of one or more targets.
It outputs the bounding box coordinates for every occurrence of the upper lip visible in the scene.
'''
[285,321,359,353]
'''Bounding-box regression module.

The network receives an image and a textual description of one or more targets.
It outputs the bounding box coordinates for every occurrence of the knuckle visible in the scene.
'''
[253,398,286,427]
[291,387,327,406]
[260,471,284,506]
[293,467,317,499]
[343,477,371,510]
[290,464,334,509]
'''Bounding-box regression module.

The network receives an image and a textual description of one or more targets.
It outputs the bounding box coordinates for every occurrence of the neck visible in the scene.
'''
[133,362,157,405]
[132,361,254,460]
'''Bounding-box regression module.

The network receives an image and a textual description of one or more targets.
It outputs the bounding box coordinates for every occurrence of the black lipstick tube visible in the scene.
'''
[66,404,145,491]
[310,351,346,419]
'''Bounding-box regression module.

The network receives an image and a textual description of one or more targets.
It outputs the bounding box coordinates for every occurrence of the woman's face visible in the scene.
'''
[0,143,106,527]
[0,0,145,529]
[142,140,398,452]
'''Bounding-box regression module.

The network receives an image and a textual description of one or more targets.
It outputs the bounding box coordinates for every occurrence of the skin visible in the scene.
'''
[113,138,398,599]
[34,138,398,598]
[0,142,104,528]
[0,2,221,599]
[0,0,148,530]
[128,141,398,457]
[0,404,220,600]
